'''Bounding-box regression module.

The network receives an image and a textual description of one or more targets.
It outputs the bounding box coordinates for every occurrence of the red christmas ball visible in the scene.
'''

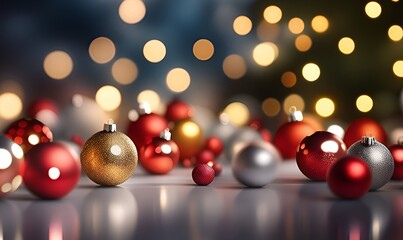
[388,141,403,180]
[343,118,387,148]
[182,157,196,168]
[196,149,215,164]
[258,128,272,142]
[296,131,347,181]
[23,142,81,199]
[139,130,180,175]
[203,136,224,157]
[27,98,59,129]
[4,118,53,154]
[127,111,168,150]
[164,98,193,122]
[273,121,316,160]
[327,156,371,199]
[192,164,215,186]
[210,162,222,176]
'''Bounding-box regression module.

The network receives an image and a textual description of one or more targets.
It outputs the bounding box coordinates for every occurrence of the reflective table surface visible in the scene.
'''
[1,161,402,240]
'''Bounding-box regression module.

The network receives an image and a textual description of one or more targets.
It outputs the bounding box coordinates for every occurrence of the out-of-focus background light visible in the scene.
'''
[43,51,73,80]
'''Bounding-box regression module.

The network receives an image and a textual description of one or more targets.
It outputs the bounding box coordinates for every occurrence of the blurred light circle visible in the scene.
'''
[253,42,278,67]
[283,94,305,114]
[365,1,382,19]
[281,71,297,88]
[222,102,250,127]
[112,58,138,85]
[393,60,403,77]
[262,98,281,117]
[119,0,146,24]
[95,85,121,112]
[137,90,160,112]
[222,54,247,80]
[166,68,191,93]
[233,16,252,36]
[288,17,305,34]
[143,40,166,63]
[311,15,329,33]
[315,98,335,117]
[193,39,214,61]
[302,63,320,82]
[89,37,116,64]
[43,50,73,80]
[388,25,403,41]
[0,93,23,120]
[263,5,282,24]
[338,37,355,55]
[356,95,373,113]
[295,34,312,52]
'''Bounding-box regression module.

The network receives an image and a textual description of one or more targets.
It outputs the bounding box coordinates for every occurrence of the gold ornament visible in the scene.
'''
[171,118,203,159]
[81,119,138,186]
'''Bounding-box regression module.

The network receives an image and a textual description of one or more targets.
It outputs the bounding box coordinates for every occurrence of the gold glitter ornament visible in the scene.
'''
[81,120,138,186]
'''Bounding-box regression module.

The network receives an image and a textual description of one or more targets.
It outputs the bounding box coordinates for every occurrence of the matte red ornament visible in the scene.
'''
[192,164,215,186]
[196,149,215,164]
[164,98,193,122]
[273,110,315,160]
[203,136,224,157]
[296,131,347,181]
[210,161,222,176]
[127,103,168,150]
[388,140,403,180]
[4,118,53,154]
[327,156,371,199]
[343,117,387,148]
[23,142,81,199]
[139,129,180,174]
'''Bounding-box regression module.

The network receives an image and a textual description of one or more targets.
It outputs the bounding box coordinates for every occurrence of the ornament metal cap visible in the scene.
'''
[361,134,376,146]
[288,106,303,122]
[139,102,152,115]
[104,119,117,132]
[160,128,171,140]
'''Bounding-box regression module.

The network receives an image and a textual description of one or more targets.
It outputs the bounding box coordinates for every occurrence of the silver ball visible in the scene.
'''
[232,141,281,187]
[226,127,263,162]
[347,139,394,191]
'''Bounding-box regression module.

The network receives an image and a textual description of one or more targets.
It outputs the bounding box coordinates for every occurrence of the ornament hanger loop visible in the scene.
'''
[104,119,117,132]
[160,128,172,140]
[288,106,303,122]
[361,133,376,146]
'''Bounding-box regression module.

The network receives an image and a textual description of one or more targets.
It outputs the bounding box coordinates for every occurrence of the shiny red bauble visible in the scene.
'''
[139,135,180,175]
[4,118,53,154]
[296,131,347,181]
[127,112,168,150]
[343,118,387,147]
[164,98,193,122]
[203,136,224,157]
[327,156,372,199]
[196,149,215,164]
[273,121,316,160]
[23,142,81,199]
[388,141,403,180]
[192,164,215,186]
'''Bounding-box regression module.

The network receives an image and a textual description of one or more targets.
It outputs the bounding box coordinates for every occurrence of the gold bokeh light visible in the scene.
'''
[43,50,73,80]
[311,15,329,33]
[288,17,305,34]
[388,25,403,41]
[263,5,282,24]
[222,54,247,80]
[95,85,122,111]
[356,95,373,112]
[393,60,403,77]
[295,34,312,52]
[338,37,355,55]
[166,68,191,93]
[315,98,335,117]
[137,90,160,112]
[193,39,214,61]
[119,0,146,24]
[89,37,116,64]
[257,21,280,41]
[253,42,278,67]
[302,63,320,82]
[112,58,138,85]
[233,16,252,36]
[365,1,382,19]
[281,71,297,88]
[262,98,281,117]
[0,92,23,120]
[143,40,166,63]
[223,102,249,126]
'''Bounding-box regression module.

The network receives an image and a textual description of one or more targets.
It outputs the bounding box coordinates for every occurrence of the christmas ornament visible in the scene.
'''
[196,149,215,164]
[81,120,138,186]
[388,139,403,180]
[258,128,272,142]
[4,117,53,154]
[226,127,263,162]
[327,155,371,199]
[273,108,316,160]
[248,117,272,142]
[192,164,215,186]
[139,129,179,174]
[232,141,281,187]
[344,117,387,147]
[127,102,168,150]
[0,135,24,197]
[171,118,203,160]
[164,98,193,122]
[23,142,81,199]
[296,131,347,181]
[208,161,222,176]
[27,98,59,130]
[347,135,394,191]
[181,157,196,168]
[203,136,224,157]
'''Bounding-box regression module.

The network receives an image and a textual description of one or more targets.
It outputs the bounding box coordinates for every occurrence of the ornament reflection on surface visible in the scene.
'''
[81,187,138,240]
[22,201,80,240]
[0,135,23,197]
[0,200,21,240]
[361,194,392,240]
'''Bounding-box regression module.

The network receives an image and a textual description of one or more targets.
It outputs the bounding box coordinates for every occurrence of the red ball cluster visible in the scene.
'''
[193,136,224,176]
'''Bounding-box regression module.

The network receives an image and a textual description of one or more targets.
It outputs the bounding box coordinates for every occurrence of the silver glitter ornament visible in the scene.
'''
[232,141,280,187]
[347,136,394,191]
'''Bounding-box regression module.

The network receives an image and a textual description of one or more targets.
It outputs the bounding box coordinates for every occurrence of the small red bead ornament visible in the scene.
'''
[327,156,372,199]
[296,131,347,181]
[343,117,387,148]
[139,129,180,174]
[273,108,316,160]
[196,149,215,164]
[4,118,53,154]
[203,136,224,157]
[388,138,403,180]
[127,102,168,150]
[23,142,81,199]
[192,164,215,186]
